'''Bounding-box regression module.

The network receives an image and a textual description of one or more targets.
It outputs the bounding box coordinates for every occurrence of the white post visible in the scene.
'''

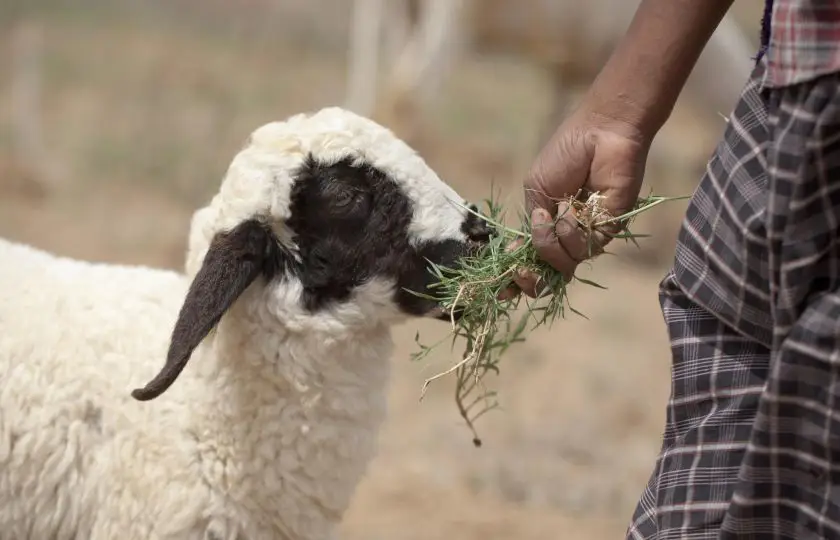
[10,19,60,193]
[344,0,385,116]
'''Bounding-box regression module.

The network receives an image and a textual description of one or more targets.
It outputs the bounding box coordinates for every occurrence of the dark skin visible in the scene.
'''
[505,0,736,299]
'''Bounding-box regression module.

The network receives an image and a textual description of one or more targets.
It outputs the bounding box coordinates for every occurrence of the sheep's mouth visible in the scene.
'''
[425,241,482,323]
[398,237,481,322]
[449,306,466,322]
[429,304,465,323]
[466,238,489,257]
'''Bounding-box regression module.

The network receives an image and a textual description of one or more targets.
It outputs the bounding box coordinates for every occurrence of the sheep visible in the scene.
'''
[0,106,492,540]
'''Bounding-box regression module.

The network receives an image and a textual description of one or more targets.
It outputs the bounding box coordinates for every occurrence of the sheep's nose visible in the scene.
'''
[464,204,493,245]
[468,222,492,244]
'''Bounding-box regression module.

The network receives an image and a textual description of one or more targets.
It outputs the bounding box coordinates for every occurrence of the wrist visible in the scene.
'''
[580,85,664,144]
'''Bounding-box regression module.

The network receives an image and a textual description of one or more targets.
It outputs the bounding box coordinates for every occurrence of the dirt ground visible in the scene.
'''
[0,2,763,538]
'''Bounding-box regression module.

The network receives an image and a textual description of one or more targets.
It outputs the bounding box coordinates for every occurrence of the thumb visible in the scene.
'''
[524,125,594,218]
[582,130,649,228]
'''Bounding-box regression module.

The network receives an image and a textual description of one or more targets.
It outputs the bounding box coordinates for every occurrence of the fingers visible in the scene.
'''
[548,202,610,262]
[531,206,579,281]
[496,237,546,301]
[508,203,611,299]
[496,285,519,301]
[508,207,576,298]
[510,269,548,299]
[523,124,593,218]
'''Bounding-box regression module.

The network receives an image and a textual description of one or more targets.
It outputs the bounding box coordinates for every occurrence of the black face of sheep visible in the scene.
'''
[285,154,492,319]
[130,152,492,402]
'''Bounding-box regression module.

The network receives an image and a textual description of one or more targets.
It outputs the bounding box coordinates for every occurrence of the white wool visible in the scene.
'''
[0,107,471,540]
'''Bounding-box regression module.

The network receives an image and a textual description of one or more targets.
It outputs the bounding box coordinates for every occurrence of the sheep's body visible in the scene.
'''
[0,237,391,540]
[0,107,488,539]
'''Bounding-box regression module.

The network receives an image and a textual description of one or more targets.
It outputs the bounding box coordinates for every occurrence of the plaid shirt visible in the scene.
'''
[627,2,840,538]
[762,0,840,87]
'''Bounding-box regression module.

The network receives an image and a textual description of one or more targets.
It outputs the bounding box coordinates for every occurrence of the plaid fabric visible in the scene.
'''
[626,54,840,538]
[763,0,840,88]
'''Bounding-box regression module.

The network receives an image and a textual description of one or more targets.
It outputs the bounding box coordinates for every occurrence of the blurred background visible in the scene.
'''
[0,1,763,538]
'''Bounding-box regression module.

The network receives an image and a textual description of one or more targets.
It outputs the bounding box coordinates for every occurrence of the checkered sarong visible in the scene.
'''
[626,54,840,539]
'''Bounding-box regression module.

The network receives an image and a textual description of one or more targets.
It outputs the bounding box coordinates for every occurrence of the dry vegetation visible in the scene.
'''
[0,2,761,538]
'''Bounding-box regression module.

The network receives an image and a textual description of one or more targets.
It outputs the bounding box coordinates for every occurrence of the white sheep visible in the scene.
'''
[0,106,492,540]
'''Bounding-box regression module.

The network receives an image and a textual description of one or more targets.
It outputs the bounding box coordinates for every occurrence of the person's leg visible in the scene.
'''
[627,274,771,539]
[627,58,775,538]
[719,70,840,539]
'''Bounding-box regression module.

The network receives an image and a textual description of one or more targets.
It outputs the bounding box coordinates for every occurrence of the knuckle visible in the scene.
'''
[531,230,553,249]
[533,239,559,259]
[554,218,577,237]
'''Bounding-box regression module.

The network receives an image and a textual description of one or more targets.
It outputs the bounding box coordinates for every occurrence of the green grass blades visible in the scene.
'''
[406,187,689,447]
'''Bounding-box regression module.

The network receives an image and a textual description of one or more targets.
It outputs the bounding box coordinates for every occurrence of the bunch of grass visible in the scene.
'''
[408,188,687,447]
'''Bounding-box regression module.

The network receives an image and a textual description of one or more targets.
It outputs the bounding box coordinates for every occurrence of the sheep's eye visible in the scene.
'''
[328,187,370,217]
[333,189,358,207]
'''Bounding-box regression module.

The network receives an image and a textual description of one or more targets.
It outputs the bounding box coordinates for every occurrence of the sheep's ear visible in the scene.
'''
[131,219,281,401]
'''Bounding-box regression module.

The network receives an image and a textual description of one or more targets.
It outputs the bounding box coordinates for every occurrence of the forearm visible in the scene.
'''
[586,0,735,138]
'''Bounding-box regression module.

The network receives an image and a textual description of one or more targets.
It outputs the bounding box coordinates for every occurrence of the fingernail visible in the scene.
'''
[555,217,574,236]
[532,208,550,225]
[556,202,571,217]
[497,287,518,301]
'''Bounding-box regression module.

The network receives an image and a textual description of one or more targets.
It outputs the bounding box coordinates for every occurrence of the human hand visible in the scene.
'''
[505,103,653,299]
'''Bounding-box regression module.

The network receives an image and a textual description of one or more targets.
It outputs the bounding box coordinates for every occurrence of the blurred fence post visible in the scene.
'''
[344,0,385,116]
[10,18,61,195]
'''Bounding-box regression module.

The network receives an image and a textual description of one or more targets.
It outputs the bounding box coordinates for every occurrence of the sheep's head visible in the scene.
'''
[131,107,492,401]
